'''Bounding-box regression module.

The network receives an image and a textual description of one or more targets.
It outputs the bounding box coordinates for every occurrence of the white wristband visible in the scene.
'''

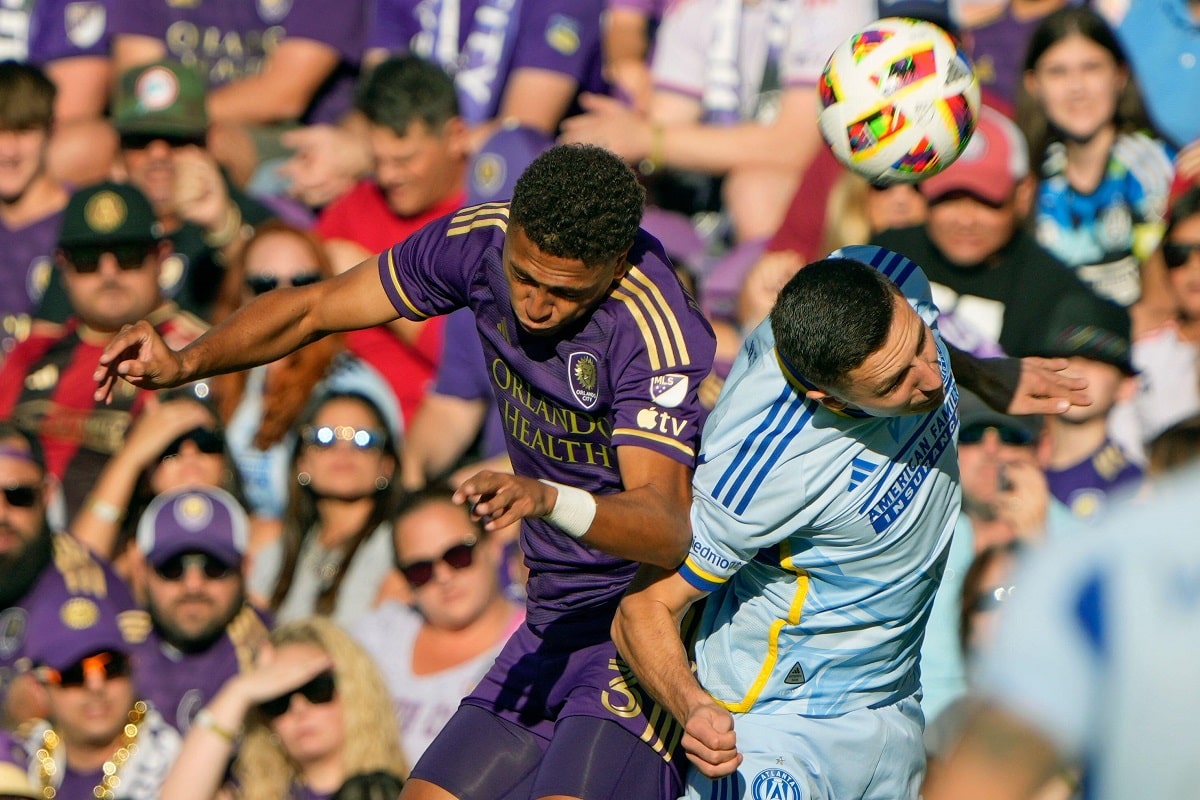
[538,480,597,539]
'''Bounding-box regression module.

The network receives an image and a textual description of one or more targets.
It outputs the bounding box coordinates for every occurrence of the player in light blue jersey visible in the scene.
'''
[614,246,964,800]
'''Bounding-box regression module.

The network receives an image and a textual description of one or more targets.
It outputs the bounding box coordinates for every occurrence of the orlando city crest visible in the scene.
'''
[567,352,599,410]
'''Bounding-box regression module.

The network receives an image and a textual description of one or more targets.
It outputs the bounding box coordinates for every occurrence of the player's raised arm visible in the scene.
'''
[93,254,400,401]
[947,346,1091,416]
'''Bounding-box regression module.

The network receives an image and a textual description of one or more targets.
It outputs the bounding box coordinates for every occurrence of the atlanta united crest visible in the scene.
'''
[752,767,801,800]
[567,352,599,410]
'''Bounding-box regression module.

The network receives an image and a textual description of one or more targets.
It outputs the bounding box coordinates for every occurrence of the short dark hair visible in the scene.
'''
[770,258,901,390]
[0,61,55,131]
[356,55,459,137]
[1166,185,1200,238]
[509,144,644,267]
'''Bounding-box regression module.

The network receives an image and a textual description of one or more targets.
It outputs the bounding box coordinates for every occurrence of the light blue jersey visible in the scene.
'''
[681,246,962,718]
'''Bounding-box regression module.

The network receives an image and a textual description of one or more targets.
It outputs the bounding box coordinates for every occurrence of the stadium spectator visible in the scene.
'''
[209,222,397,532]
[1146,413,1200,477]
[160,616,407,800]
[873,105,1100,358]
[1035,292,1143,518]
[1017,6,1175,308]
[0,62,68,358]
[1,585,181,799]
[0,181,206,518]
[964,0,1070,113]
[110,0,365,188]
[249,390,402,628]
[132,486,271,734]
[602,0,666,113]
[37,60,277,325]
[352,486,524,762]
[315,55,469,427]
[0,420,136,726]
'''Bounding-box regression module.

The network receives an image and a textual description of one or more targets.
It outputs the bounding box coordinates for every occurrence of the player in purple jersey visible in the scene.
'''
[92,144,715,799]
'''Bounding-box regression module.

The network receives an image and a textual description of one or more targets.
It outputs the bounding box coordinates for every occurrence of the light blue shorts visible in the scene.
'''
[683,695,925,800]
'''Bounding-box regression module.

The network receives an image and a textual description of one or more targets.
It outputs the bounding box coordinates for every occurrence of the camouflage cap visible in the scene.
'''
[113,59,208,139]
[58,181,160,249]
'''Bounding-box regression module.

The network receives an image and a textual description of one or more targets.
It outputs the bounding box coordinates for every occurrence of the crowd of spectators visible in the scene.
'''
[2,0,1200,797]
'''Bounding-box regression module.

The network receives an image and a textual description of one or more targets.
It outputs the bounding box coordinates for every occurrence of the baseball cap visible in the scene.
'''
[920,105,1028,206]
[467,123,554,205]
[21,591,134,672]
[57,181,160,249]
[112,60,208,140]
[0,762,38,799]
[136,486,249,570]
[1036,291,1137,374]
[957,390,1042,444]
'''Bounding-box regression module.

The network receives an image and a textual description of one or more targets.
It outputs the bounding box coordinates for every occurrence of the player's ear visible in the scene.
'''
[805,388,848,412]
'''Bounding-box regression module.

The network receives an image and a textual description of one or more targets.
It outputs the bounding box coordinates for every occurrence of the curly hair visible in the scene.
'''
[234,617,408,800]
[509,144,644,267]
[770,258,901,390]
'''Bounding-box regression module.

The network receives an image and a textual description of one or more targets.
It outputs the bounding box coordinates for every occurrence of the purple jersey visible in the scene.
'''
[379,203,715,635]
[133,606,269,733]
[369,0,606,125]
[0,210,60,356]
[28,0,111,62]
[109,0,363,124]
[1045,439,1143,520]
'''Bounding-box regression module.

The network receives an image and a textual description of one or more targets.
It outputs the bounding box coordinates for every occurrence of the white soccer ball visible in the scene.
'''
[817,17,981,184]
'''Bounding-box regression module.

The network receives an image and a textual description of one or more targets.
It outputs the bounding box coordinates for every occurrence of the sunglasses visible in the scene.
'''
[153,552,235,581]
[258,670,337,719]
[958,422,1034,447]
[397,536,479,588]
[60,242,156,274]
[245,272,322,295]
[159,427,225,461]
[971,584,1017,613]
[1,483,40,508]
[119,132,206,150]
[37,651,132,688]
[1163,242,1200,269]
[300,425,386,450]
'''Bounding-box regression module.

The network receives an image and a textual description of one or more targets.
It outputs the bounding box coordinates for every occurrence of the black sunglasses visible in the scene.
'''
[153,552,235,581]
[397,536,479,588]
[258,670,337,719]
[958,422,1034,447]
[971,584,1017,613]
[1,484,40,508]
[38,651,132,688]
[119,132,206,150]
[60,242,156,274]
[245,272,322,295]
[1163,242,1200,269]
[300,425,386,450]
[159,427,225,461]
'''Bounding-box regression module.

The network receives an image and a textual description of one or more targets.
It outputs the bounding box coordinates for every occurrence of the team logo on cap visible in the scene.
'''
[136,66,180,112]
[472,154,507,201]
[568,352,599,409]
[752,767,801,800]
[545,14,580,56]
[60,598,100,630]
[649,374,688,408]
[85,191,127,234]
[175,493,214,530]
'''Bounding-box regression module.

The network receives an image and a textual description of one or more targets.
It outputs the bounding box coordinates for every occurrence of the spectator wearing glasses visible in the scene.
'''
[249,390,403,628]
[160,616,407,800]
[0,181,206,519]
[352,486,523,762]
[132,486,271,734]
[1,584,181,800]
[0,420,137,727]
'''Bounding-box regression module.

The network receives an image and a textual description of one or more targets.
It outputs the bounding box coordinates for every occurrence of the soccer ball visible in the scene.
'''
[817,17,980,184]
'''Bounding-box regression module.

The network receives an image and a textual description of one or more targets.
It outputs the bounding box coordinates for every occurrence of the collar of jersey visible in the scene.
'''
[774,349,870,419]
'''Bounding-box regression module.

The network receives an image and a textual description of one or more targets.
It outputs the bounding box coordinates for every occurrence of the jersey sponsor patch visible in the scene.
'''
[649,373,688,408]
[636,407,688,438]
[567,351,599,409]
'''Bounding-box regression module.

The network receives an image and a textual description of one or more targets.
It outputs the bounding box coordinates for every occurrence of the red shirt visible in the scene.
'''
[316,182,466,427]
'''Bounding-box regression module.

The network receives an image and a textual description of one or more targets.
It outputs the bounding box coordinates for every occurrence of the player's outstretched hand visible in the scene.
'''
[454,471,556,533]
[92,320,187,403]
[1007,356,1090,415]
[682,701,742,779]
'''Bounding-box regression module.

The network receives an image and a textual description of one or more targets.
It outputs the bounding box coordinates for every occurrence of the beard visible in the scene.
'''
[147,586,245,654]
[0,523,53,608]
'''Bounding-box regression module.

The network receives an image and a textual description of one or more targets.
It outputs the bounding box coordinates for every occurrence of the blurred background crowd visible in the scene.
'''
[1,0,1200,796]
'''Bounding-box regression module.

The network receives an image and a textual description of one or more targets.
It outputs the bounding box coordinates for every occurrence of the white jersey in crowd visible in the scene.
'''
[979,468,1200,800]
[681,245,961,717]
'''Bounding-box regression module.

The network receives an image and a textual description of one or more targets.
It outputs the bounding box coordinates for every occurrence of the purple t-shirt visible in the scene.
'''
[109,0,363,124]
[435,306,507,460]
[1045,439,1144,520]
[378,204,716,633]
[369,0,606,124]
[0,210,61,355]
[28,0,111,62]
[967,7,1042,112]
